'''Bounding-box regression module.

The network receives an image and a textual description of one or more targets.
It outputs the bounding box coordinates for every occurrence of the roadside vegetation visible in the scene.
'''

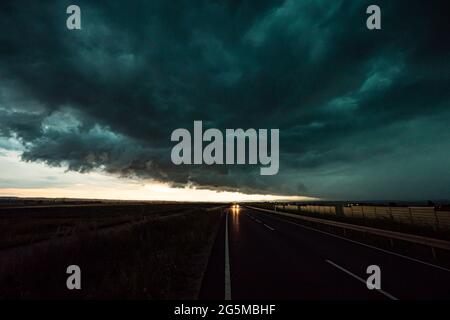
[0,204,222,299]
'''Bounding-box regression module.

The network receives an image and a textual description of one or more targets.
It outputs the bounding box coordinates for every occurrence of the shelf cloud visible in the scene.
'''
[0,0,449,200]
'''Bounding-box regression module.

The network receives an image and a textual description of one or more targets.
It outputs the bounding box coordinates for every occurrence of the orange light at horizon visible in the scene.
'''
[0,150,319,203]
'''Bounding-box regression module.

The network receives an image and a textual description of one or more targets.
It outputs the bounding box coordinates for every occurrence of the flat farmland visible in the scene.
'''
[0,201,223,299]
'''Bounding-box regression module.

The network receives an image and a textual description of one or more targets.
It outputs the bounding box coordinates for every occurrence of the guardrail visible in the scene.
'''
[246,205,450,259]
[273,204,450,230]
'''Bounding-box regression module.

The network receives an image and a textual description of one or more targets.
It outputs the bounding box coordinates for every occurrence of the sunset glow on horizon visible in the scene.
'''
[0,149,314,202]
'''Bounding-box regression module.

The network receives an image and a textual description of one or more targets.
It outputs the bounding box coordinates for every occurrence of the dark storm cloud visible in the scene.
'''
[0,0,449,199]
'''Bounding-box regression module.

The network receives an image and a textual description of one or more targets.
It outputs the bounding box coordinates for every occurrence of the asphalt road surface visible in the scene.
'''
[199,206,450,300]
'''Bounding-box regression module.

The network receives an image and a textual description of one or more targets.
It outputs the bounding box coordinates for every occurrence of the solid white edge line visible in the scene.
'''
[225,212,232,300]
[255,210,450,273]
[325,259,398,300]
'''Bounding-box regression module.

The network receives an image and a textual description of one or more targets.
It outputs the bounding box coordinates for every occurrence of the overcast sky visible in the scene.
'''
[0,0,449,201]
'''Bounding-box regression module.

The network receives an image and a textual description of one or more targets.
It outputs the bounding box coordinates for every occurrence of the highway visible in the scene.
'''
[199,206,450,300]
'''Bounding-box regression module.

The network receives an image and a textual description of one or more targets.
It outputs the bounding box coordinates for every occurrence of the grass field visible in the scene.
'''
[0,202,223,299]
